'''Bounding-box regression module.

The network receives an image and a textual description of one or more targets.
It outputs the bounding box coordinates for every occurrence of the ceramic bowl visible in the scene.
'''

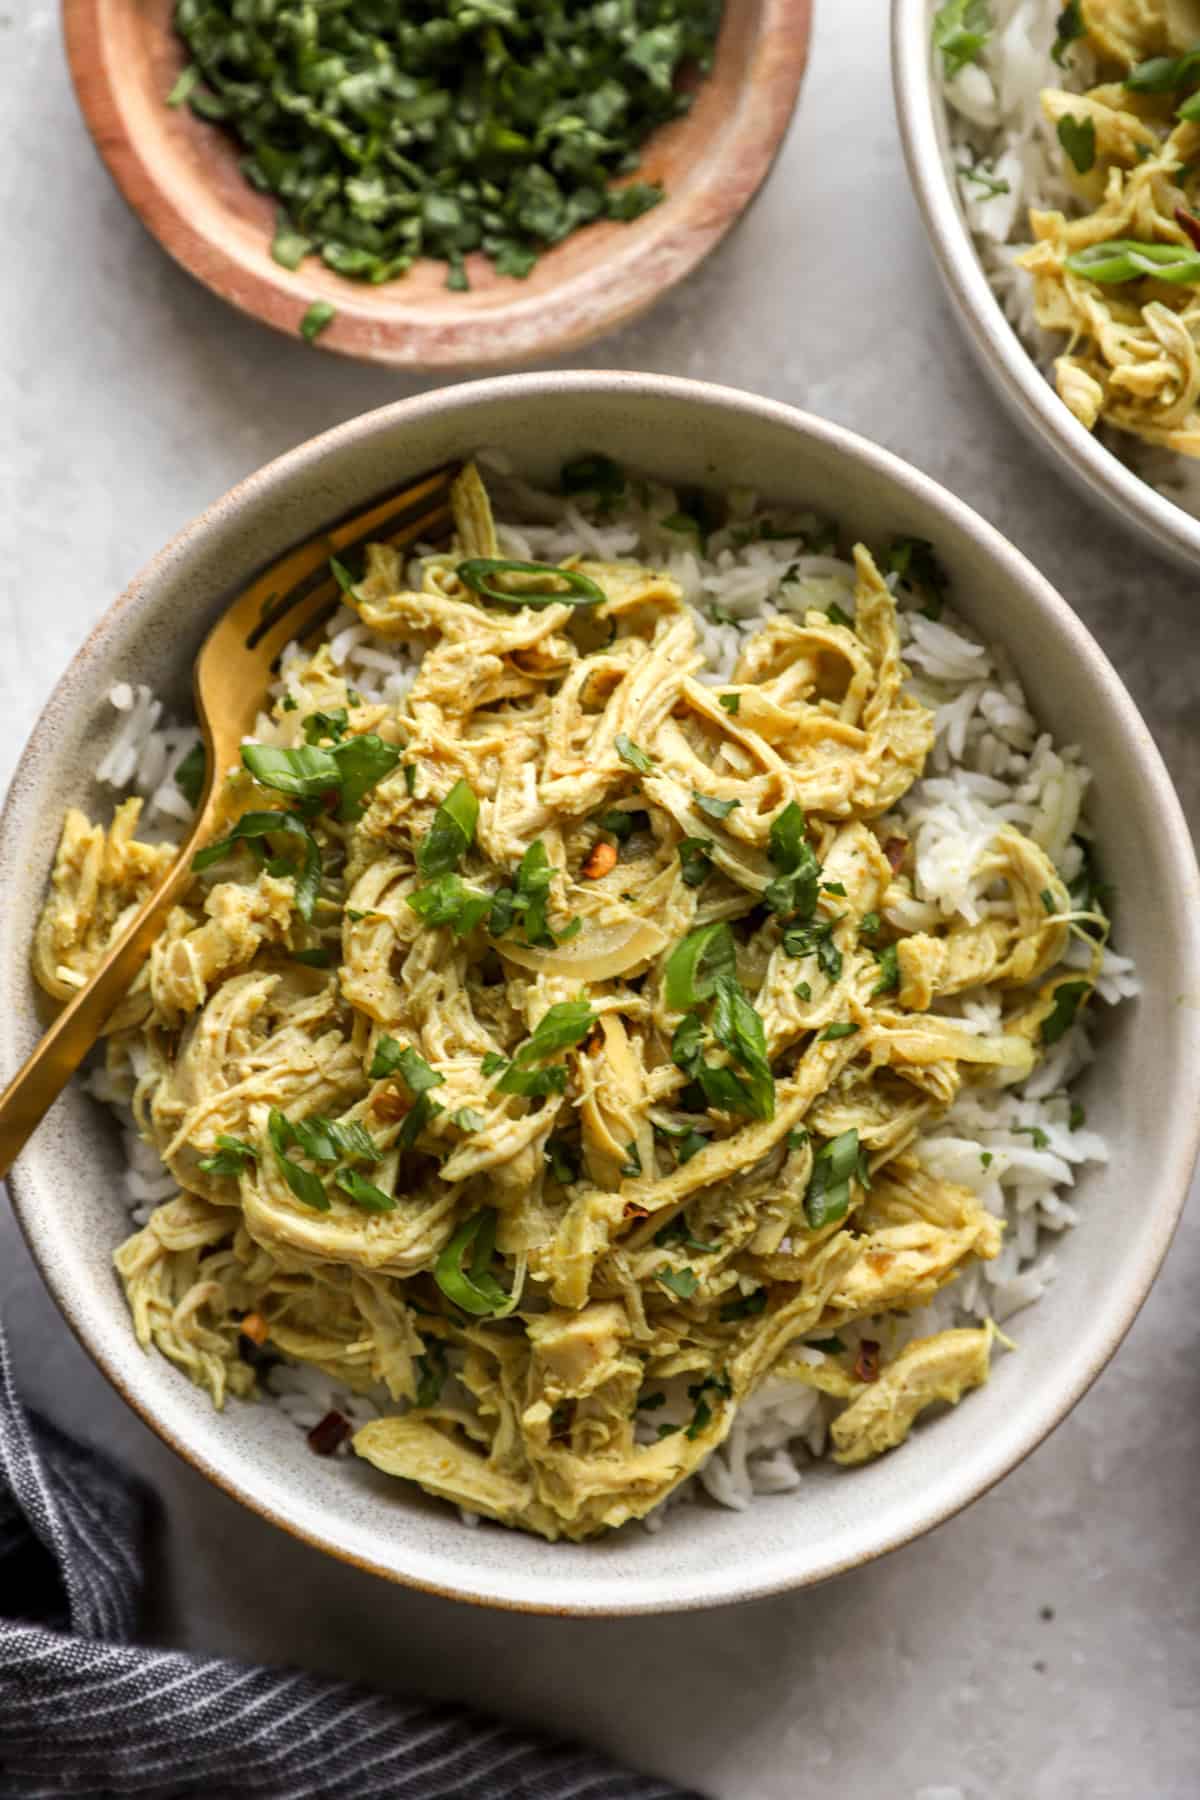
[62,0,811,369]
[3,372,1197,1614]
[891,0,1200,573]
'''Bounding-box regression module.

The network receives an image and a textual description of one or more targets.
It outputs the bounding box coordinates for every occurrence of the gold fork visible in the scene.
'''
[0,462,458,1179]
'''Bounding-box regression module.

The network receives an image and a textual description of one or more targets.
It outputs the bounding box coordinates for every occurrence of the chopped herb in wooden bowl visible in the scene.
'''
[171,0,723,290]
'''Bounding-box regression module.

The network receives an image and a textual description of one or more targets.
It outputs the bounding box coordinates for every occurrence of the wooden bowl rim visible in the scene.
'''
[62,0,814,369]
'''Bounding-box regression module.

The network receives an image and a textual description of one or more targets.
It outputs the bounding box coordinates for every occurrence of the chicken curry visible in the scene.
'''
[32,465,1094,1540]
[1024,0,1200,453]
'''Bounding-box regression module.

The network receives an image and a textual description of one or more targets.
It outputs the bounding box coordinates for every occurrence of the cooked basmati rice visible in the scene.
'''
[935,0,1200,518]
[83,460,1134,1524]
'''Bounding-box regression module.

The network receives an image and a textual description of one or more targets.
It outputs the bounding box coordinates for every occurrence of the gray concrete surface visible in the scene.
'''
[2,2,1197,1795]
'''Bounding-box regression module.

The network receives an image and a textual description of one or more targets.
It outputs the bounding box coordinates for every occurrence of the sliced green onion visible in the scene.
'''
[804,1128,860,1230]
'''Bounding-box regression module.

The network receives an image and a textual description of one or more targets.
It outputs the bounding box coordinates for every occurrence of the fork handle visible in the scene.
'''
[0,827,206,1182]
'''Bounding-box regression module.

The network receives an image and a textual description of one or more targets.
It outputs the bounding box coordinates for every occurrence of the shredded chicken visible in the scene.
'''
[1021,1,1200,453]
[34,464,1095,1541]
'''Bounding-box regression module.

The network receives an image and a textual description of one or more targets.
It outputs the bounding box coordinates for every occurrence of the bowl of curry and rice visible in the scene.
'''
[2,373,1196,1613]
[894,0,1200,570]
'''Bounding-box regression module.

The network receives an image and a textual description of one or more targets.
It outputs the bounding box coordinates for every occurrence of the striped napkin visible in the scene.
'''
[0,1317,698,1800]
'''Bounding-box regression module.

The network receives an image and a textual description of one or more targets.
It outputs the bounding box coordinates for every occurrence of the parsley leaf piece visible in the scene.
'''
[720,1289,767,1322]
[764,801,821,920]
[1041,980,1091,1046]
[291,947,332,968]
[561,454,625,499]
[719,693,740,715]
[820,1021,860,1042]
[782,914,844,981]
[407,872,492,936]
[300,302,336,344]
[1058,114,1096,175]
[514,999,596,1064]
[545,1137,579,1184]
[654,1215,718,1254]
[597,808,643,842]
[886,536,949,619]
[166,63,201,108]
[332,734,402,822]
[932,0,993,79]
[1126,45,1200,92]
[241,744,340,799]
[655,1265,699,1301]
[615,733,653,773]
[693,791,741,821]
[872,943,900,996]
[418,779,479,878]
[678,836,713,888]
[415,1340,448,1409]
[452,1108,487,1134]
[174,742,206,808]
[271,209,313,271]
[494,1063,568,1098]
[1069,1102,1086,1131]
[302,708,348,745]
[1052,1,1085,68]
[192,811,321,922]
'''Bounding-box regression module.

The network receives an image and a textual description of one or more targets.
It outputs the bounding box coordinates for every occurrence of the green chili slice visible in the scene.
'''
[457,558,606,609]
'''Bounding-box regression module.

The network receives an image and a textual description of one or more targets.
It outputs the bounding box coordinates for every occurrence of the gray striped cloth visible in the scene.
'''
[0,1319,699,1800]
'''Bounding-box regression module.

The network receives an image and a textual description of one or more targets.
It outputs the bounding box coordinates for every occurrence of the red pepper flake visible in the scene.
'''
[307,1410,352,1456]
[1176,206,1200,251]
[371,1087,410,1124]
[623,1201,650,1220]
[883,837,907,875]
[854,1340,882,1384]
[239,1311,269,1346]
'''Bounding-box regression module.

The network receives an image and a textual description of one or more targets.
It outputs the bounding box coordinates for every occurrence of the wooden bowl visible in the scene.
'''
[63,0,813,369]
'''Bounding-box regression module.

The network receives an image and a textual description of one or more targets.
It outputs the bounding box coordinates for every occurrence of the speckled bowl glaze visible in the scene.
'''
[892,0,1200,574]
[2,374,1197,1614]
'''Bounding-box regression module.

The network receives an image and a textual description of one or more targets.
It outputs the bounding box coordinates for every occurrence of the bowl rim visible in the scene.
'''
[890,0,1200,574]
[5,370,1200,1613]
[60,0,813,370]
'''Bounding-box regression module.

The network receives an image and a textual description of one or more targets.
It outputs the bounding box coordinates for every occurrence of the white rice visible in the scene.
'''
[935,0,1200,518]
[84,468,1135,1526]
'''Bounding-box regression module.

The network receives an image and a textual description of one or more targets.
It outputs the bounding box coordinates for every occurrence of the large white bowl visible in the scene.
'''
[2,373,1197,1614]
[892,0,1200,573]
